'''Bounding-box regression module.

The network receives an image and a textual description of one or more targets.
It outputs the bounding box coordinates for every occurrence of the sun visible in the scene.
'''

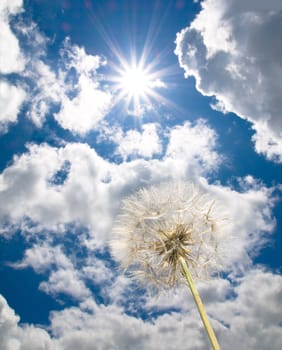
[109,55,167,116]
[119,64,151,99]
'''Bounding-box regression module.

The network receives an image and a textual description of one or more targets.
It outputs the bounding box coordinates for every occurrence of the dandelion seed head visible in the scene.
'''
[111,182,226,291]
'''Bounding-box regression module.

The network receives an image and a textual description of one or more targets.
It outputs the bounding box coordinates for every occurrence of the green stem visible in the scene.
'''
[179,256,220,350]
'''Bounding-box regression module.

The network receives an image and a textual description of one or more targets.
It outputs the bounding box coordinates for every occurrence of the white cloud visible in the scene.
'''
[0,0,25,74]
[204,178,276,270]
[0,14,113,133]
[0,131,278,346]
[211,268,282,349]
[252,122,282,163]
[26,60,62,127]
[49,304,209,350]
[0,124,275,258]
[0,120,222,243]
[114,123,162,160]
[82,257,114,285]
[0,124,276,309]
[165,119,221,175]
[175,0,282,162]
[39,269,91,301]
[61,39,102,75]
[22,38,113,133]
[53,40,113,134]
[55,74,112,135]
[1,267,281,349]
[13,244,71,273]
[144,277,232,314]
[12,243,91,301]
[0,81,26,132]
[0,142,123,245]
[0,294,54,350]
[13,241,115,300]
[0,3,60,129]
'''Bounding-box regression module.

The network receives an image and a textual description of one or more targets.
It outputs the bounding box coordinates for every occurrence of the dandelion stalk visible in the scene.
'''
[179,256,220,350]
[111,182,225,349]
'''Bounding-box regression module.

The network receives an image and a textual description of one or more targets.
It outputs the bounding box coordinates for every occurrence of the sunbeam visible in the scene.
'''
[110,55,167,116]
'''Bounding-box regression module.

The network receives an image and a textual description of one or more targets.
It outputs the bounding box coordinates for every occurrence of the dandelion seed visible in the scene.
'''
[112,182,223,287]
[111,182,224,350]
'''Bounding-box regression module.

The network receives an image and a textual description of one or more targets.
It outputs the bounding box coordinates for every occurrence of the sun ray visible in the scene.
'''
[86,3,184,117]
[107,53,171,116]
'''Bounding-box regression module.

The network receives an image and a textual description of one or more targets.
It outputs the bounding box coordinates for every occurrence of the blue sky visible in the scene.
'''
[0,0,281,349]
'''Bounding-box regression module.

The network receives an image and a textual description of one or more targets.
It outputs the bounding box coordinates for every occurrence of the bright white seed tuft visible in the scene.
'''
[111,182,225,290]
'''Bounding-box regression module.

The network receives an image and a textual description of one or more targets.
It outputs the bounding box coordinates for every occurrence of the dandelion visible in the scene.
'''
[111,182,224,350]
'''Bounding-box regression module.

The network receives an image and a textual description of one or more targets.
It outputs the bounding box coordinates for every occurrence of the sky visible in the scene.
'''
[0,0,282,349]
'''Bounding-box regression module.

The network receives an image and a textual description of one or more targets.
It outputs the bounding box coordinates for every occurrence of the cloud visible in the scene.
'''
[0,0,25,74]
[54,74,112,134]
[61,40,102,75]
[82,256,114,286]
[0,294,53,350]
[0,132,277,314]
[0,11,113,133]
[0,121,277,311]
[1,267,281,349]
[24,38,113,132]
[113,123,162,160]
[13,244,71,273]
[52,40,113,135]
[0,134,279,349]
[12,243,91,301]
[49,303,209,350]
[212,268,282,349]
[26,59,62,127]
[39,268,91,301]
[175,0,282,162]
[0,81,26,132]
[0,120,222,240]
[0,1,27,133]
[15,240,116,301]
[0,123,275,257]
[165,119,221,175]
[0,2,58,130]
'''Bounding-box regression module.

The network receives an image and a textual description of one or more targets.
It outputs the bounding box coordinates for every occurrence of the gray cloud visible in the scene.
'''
[175,0,282,161]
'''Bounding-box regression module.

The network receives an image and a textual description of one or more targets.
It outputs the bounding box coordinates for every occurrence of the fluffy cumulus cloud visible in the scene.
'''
[175,0,282,162]
[26,59,62,127]
[54,74,112,135]
[0,126,277,310]
[0,141,280,349]
[0,0,27,133]
[113,123,162,160]
[0,120,222,240]
[0,0,25,74]
[0,81,26,132]
[165,119,220,175]
[0,142,115,243]
[1,267,282,349]
[54,41,113,134]
[13,243,91,300]
[1,1,281,349]
[0,295,53,350]
[215,269,282,349]
[23,39,113,133]
[0,8,113,133]
[0,125,275,251]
